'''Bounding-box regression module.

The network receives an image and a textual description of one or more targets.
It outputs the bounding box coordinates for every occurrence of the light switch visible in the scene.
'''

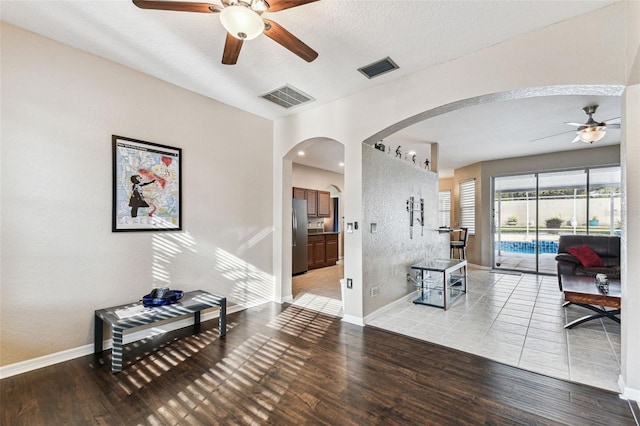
[371,223,377,233]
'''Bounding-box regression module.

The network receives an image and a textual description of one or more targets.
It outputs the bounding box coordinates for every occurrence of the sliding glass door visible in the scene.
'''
[494,174,537,273]
[589,167,622,237]
[537,170,587,274]
[493,167,620,275]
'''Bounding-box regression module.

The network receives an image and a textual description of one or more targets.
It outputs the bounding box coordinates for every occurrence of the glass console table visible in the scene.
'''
[411,259,467,310]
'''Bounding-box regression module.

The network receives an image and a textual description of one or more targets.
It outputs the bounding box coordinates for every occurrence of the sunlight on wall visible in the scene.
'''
[151,229,275,307]
[215,248,274,306]
[152,232,197,287]
[237,226,273,254]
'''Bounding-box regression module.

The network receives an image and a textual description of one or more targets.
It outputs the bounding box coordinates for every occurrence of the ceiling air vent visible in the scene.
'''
[261,84,314,109]
[358,57,399,79]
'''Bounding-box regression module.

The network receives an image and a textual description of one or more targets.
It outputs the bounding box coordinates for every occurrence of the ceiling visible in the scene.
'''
[1,0,623,176]
[387,94,622,177]
[286,137,345,175]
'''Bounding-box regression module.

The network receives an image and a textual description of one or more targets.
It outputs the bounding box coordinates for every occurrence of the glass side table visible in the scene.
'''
[410,259,467,310]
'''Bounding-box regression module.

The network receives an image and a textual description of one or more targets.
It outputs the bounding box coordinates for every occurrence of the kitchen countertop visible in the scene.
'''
[308,230,339,235]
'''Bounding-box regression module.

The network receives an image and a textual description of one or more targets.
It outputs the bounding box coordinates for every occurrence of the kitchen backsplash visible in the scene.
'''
[308,219,326,229]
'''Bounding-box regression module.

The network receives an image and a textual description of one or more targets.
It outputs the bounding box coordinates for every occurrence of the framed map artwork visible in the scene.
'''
[112,135,182,232]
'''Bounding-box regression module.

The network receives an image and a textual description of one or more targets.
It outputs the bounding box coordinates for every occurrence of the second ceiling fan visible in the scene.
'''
[133,0,319,65]
[530,104,621,144]
[565,105,620,144]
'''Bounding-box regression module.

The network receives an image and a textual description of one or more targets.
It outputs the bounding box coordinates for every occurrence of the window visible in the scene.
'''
[588,167,621,236]
[438,191,451,228]
[460,179,476,235]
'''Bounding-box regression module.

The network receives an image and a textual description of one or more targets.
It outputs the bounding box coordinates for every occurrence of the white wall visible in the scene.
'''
[273,4,627,324]
[619,0,640,399]
[0,23,274,366]
[272,3,640,399]
[620,83,640,402]
[292,163,344,193]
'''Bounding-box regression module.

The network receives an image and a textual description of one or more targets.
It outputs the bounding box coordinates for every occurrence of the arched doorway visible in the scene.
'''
[281,138,345,316]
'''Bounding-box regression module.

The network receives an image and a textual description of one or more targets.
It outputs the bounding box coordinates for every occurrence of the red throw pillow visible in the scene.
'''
[566,244,604,268]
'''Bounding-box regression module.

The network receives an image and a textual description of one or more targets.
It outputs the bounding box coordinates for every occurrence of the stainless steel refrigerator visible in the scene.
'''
[292,199,308,275]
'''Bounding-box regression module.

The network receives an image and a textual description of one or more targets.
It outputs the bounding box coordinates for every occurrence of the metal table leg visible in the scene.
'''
[219,297,227,337]
[94,315,104,354]
[111,326,124,373]
[564,304,621,329]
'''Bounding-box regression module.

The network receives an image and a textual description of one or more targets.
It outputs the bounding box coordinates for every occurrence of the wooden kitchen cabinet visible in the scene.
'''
[306,189,318,217]
[293,187,306,200]
[307,233,338,270]
[325,233,338,264]
[307,239,314,266]
[317,191,331,217]
[292,187,330,217]
[308,234,326,269]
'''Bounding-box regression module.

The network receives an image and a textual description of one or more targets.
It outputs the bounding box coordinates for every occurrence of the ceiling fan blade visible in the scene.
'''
[263,19,318,62]
[133,0,222,13]
[565,122,586,127]
[605,123,621,129]
[571,135,582,144]
[222,33,243,65]
[529,129,574,143]
[265,0,319,12]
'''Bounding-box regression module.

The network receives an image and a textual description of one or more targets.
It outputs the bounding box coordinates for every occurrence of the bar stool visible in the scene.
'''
[450,227,469,259]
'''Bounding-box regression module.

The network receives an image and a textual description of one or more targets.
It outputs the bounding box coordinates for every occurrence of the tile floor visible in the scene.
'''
[368,266,622,392]
[494,252,557,274]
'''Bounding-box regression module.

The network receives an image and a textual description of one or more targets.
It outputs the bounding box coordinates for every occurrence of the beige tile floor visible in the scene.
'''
[368,267,622,392]
[494,252,558,274]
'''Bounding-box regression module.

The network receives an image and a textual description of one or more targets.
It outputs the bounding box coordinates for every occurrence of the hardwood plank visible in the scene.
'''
[0,374,46,425]
[1,302,635,425]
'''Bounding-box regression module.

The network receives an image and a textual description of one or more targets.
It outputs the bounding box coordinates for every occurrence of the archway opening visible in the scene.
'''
[282,138,345,317]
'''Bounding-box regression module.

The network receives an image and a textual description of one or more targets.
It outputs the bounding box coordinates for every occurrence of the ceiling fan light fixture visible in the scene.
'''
[578,126,606,143]
[251,0,269,13]
[220,5,264,40]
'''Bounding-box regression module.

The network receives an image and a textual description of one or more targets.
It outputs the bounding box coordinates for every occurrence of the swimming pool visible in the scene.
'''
[495,240,559,254]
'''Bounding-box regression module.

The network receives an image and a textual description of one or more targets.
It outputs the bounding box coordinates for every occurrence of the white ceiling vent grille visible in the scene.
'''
[261,84,314,109]
[358,57,399,79]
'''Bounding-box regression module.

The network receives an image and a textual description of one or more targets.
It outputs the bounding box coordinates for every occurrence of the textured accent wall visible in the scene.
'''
[362,144,448,316]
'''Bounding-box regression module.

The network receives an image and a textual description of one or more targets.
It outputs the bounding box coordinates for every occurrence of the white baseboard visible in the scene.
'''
[274,295,294,304]
[340,290,420,327]
[471,263,492,271]
[341,314,365,326]
[0,304,247,379]
[242,297,274,309]
[0,343,98,380]
[363,290,420,324]
[618,375,640,402]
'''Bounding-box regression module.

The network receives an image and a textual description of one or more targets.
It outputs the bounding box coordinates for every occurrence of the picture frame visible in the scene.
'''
[112,135,182,232]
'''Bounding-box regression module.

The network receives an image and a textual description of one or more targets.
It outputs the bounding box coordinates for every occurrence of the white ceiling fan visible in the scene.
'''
[565,105,620,144]
[530,104,621,144]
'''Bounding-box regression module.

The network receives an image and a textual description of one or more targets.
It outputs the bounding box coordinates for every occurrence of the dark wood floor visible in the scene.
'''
[2,302,638,425]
